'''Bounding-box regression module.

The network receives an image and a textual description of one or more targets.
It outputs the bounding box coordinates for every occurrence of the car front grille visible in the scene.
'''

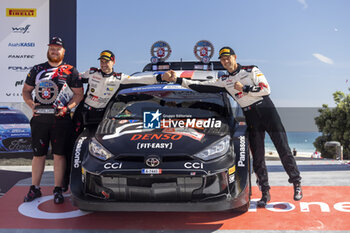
[84,171,230,202]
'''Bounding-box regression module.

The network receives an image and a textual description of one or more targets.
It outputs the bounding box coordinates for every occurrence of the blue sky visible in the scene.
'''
[77,0,350,107]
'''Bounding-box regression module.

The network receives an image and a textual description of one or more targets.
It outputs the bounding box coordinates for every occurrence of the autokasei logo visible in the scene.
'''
[8,42,35,47]
[12,25,30,33]
[144,109,162,129]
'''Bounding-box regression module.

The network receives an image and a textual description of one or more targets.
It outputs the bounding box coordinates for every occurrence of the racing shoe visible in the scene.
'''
[53,186,64,204]
[293,182,303,201]
[257,190,271,207]
[24,185,42,202]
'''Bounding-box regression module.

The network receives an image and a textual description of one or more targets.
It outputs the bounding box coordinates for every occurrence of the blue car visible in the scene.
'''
[0,107,32,153]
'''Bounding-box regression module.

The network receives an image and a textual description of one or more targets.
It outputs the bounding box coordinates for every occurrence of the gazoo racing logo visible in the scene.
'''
[73,137,87,168]
[238,136,246,167]
[143,109,222,129]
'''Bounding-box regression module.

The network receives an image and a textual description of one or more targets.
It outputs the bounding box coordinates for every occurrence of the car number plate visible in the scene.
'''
[141,168,162,174]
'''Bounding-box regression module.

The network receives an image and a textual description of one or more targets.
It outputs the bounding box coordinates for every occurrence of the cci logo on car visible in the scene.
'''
[184,162,203,169]
[104,162,122,169]
[145,156,161,167]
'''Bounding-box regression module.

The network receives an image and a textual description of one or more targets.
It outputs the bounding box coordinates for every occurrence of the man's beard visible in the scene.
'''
[47,51,64,63]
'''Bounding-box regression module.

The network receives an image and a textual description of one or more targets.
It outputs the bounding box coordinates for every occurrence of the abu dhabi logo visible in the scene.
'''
[12,25,30,33]
[143,109,162,129]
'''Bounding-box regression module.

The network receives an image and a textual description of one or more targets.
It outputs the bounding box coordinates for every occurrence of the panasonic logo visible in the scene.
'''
[238,136,246,167]
[73,137,87,168]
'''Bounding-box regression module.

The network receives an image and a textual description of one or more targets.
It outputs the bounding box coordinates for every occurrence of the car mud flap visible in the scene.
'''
[233,125,251,205]
[70,131,90,200]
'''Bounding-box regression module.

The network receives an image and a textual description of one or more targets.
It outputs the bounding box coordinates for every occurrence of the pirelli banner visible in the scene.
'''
[0,0,76,102]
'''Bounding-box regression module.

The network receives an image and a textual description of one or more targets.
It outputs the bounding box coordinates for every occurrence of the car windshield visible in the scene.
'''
[109,91,229,119]
[0,113,29,124]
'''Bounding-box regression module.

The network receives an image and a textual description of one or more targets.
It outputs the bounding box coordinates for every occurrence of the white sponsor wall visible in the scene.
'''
[0,0,49,103]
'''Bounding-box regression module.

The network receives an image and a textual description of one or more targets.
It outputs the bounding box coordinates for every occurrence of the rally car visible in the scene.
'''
[0,107,32,153]
[70,41,251,212]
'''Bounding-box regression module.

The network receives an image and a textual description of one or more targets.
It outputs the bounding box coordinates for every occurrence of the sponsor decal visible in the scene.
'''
[141,168,162,174]
[8,66,32,72]
[238,136,246,167]
[15,80,24,87]
[145,156,161,167]
[162,128,204,141]
[184,162,203,169]
[8,42,35,47]
[8,55,35,59]
[143,109,162,129]
[104,162,122,169]
[249,199,350,213]
[229,174,235,183]
[137,142,173,149]
[6,93,22,97]
[6,8,36,17]
[228,165,236,175]
[73,137,87,168]
[12,25,30,33]
[131,134,182,141]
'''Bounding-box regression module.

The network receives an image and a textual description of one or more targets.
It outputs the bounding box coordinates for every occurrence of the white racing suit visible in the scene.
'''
[177,64,301,191]
[73,68,163,133]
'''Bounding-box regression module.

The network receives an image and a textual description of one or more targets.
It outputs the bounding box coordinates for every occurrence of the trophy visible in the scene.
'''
[35,80,59,114]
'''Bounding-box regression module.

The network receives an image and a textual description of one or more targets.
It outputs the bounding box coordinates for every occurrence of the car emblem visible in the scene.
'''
[145,156,160,167]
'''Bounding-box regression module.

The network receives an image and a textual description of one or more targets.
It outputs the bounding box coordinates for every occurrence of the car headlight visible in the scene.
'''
[89,138,113,161]
[194,135,230,161]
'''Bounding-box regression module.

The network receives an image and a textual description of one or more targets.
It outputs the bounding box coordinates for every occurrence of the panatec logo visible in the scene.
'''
[8,55,35,59]
[12,25,30,33]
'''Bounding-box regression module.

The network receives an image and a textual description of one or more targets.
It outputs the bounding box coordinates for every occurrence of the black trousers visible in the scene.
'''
[243,96,301,192]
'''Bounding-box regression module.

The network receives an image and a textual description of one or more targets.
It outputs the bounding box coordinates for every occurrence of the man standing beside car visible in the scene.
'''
[22,37,84,204]
[167,47,303,207]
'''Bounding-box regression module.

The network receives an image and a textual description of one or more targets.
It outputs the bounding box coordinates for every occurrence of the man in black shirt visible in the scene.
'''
[22,37,84,204]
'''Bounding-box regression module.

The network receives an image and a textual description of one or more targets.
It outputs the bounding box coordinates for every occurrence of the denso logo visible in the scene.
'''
[184,162,203,169]
[238,136,246,167]
[73,137,86,168]
[12,25,30,33]
[8,42,35,47]
[104,162,122,169]
[131,134,182,141]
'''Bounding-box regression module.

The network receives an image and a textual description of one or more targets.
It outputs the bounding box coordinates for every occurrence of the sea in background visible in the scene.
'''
[265,131,322,154]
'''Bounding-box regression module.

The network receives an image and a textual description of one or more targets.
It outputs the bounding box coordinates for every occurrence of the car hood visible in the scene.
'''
[95,119,229,156]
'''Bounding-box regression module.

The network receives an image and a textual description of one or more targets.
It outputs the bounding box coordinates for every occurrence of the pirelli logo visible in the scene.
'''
[6,8,37,17]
